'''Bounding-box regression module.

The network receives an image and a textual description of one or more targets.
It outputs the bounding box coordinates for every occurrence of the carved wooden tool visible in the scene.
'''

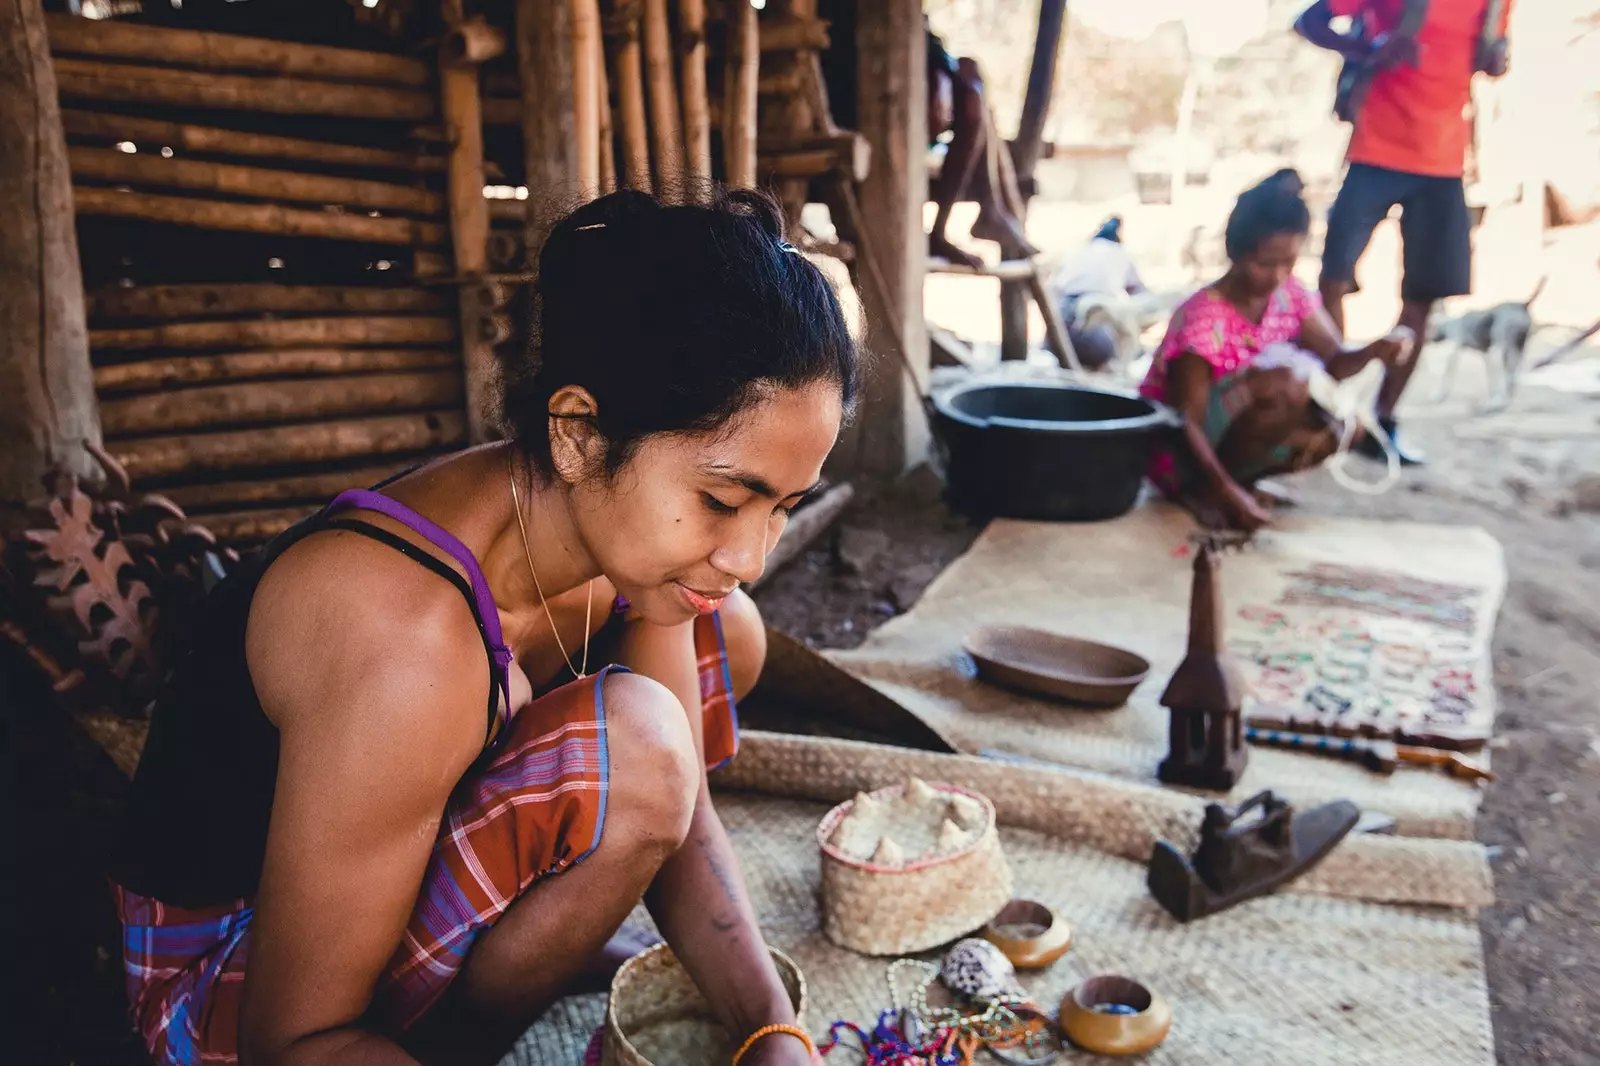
[1245,726,1494,783]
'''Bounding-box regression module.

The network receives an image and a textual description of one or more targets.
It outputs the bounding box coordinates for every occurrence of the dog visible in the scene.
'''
[1427,277,1545,409]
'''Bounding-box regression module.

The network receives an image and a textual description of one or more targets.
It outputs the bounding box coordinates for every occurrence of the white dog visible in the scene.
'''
[1428,278,1544,410]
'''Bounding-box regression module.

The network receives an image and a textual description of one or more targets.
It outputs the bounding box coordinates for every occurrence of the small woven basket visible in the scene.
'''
[602,942,807,1066]
[816,782,1013,956]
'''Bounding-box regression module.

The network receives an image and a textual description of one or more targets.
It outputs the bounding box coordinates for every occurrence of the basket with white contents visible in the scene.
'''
[815,778,1013,956]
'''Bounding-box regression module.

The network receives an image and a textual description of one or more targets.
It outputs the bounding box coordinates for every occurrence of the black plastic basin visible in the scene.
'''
[931,380,1178,522]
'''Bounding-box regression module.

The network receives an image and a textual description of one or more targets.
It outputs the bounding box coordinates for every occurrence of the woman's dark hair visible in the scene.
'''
[499,186,859,478]
[1223,168,1310,261]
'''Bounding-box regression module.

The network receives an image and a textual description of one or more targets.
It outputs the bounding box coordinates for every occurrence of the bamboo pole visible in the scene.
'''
[68,146,444,216]
[642,0,684,196]
[94,348,459,395]
[572,0,603,199]
[60,110,448,173]
[159,463,411,511]
[101,370,464,437]
[52,58,436,122]
[598,28,617,194]
[678,0,712,193]
[92,315,456,352]
[109,411,468,481]
[439,16,507,66]
[86,284,448,322]
[723,0,759,188]
[612,13,652,192]
[440,0,496,443]
[518,0,578,262]
[72,187,449,246]
[44,12,432,88]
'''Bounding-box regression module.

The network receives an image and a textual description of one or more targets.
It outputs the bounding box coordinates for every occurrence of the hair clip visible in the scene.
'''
[777,240,799,254]
[575,222,607,232]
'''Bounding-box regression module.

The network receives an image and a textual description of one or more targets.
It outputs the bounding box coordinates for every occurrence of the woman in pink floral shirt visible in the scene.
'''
[1139,170,1411,530]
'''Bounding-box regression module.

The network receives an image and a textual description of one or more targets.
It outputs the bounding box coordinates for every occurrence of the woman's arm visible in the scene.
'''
[238,542,490,1066]
[1297,303,1411,379]
[1167,354,1272,533]
[616,620,814,1066]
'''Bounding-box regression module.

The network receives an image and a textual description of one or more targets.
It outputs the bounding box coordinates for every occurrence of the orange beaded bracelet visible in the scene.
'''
[730,1023,817,1066]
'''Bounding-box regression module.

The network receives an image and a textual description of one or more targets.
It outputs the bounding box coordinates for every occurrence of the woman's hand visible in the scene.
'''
[1222,481,1274,533]
[1363,327,1415,369]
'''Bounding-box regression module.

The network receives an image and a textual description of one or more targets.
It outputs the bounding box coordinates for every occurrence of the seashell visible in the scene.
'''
[947,794,985,832]
[941,937,1017,1001]
[934,817,968,855]
[870,836,904,866]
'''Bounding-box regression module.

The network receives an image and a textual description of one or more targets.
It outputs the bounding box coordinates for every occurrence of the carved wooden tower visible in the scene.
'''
[1158,540,1248,790]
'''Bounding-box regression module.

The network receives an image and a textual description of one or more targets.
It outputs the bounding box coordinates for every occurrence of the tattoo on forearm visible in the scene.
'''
[705,843,743,934]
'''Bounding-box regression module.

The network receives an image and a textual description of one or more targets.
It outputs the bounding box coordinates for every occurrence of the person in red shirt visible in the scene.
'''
[1295,0,1511,465]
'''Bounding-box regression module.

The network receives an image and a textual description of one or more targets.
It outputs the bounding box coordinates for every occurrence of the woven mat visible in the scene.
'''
[506,755,1494,1066]
[827,502,1507,839]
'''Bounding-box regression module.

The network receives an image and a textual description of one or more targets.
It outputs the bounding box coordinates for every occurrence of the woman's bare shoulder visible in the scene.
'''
[245,524,492,772]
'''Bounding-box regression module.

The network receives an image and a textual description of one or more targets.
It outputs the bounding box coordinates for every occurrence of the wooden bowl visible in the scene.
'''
[980,898,1073,970]
[1059,975,1172,1056]
[964,624,1150,707]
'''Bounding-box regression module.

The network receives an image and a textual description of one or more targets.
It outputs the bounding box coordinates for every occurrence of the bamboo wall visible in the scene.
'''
[48,13,475,545]
[42,2,871,545]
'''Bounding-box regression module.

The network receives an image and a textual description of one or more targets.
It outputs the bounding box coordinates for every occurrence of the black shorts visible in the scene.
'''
[1320,162,1472,303]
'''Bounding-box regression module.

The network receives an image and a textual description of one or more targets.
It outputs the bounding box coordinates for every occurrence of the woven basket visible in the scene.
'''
[816,781,1013,956]
[601,942,807,1066]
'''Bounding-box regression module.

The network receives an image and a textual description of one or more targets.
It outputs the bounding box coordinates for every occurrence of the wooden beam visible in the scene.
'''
[0,0,99,528]
[51,57,436,122]
[612,12,652,192]
[842,0,927,477]
[440,0,497,443]
[45,12,433,88]
[159,463,411,511]
[678,0,712,193]
[109,411,468,481]
[757,131,870,182]
[758,17,830,52]
[642,0,685,195]
[100,370,464,437]
[87,284,448,323]
[186,505,319,544]
[72,186,448,246]
[518,0,578,264]
[723,0,759,188]
[91,315,455,352]
[67,145,444,216]
[94,348,458,395]
[60,110,447,173]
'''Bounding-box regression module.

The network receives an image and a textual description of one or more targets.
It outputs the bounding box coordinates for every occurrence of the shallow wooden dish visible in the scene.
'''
[964,624,1150,707]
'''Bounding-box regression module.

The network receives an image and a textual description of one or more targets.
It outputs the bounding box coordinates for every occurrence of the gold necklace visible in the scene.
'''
[507,454,593,679]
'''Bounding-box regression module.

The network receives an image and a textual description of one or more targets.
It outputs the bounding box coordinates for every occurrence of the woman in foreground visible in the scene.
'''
[110,188,853,1066]
[1139,170,1412,530]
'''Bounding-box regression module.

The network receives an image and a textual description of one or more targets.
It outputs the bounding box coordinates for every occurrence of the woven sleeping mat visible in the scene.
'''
[505,732,1494,1066]
[827,501,1508,839]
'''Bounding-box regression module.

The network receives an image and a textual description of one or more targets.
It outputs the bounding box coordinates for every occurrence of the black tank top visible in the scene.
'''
[110,490,509,908]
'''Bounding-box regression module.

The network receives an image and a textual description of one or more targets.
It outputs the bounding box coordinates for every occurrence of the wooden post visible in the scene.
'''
[441,1,500,442]
[1000,0,1067,362]
[722,0,760,188]
[1,0,99,528]
[642,0,684,195]
[518,0,579,264]
[612,9,652,192]
[678,0,712,194]
[571,0,602,199]
[844,0,927,477]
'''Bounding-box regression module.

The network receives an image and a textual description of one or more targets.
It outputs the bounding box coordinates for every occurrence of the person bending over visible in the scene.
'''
[1139,172,1410,531]
[109,188,854,1066]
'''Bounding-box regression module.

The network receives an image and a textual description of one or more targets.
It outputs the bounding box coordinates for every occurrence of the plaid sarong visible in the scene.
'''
[115,613,738,1066]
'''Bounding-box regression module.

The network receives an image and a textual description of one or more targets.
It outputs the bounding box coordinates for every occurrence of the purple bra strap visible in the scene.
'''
[324,489,514,705]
